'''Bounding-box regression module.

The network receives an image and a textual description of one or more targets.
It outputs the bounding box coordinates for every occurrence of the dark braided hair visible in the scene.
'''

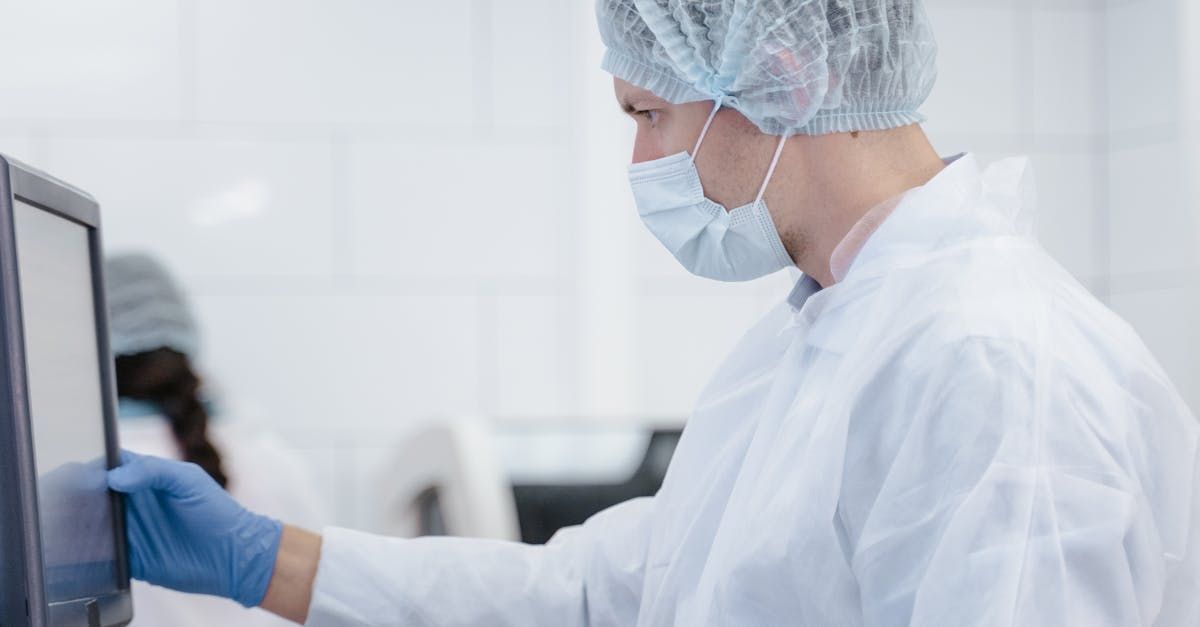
[114,348,229,489]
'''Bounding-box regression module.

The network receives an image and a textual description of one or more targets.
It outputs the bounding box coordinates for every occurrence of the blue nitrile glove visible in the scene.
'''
[107,450,283,607]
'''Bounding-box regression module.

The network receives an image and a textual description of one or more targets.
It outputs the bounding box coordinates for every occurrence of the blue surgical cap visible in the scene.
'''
[105,252,200,358]
[597,0,939,136]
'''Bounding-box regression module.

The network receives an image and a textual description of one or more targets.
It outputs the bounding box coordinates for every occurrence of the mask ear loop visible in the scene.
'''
[691,95,725,161]
[755,135,790,204]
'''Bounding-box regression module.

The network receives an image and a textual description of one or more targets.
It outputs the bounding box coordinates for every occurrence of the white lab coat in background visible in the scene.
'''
[119,412,327,627]
[305,154,1200,626]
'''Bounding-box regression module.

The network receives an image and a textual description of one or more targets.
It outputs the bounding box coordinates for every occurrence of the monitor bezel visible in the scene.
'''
[0,154,132,627]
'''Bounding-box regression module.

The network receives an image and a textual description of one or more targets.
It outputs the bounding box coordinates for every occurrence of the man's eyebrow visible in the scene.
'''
[618,96,637,115]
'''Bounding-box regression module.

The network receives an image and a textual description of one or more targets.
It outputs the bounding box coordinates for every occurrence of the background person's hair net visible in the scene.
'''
[597,0,939,136]
[105,252,200,358]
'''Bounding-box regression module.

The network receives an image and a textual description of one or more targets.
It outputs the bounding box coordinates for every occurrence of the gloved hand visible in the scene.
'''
[107,451,283,607]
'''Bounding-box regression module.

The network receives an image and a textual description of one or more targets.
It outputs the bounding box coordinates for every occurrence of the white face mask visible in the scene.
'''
[627,100,792,282]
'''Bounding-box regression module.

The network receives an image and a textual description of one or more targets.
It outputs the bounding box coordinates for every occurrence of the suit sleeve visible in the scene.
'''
[305,497,654,627]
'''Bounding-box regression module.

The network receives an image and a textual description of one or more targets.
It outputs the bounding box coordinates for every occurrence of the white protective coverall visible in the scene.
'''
[305,154,1200,626]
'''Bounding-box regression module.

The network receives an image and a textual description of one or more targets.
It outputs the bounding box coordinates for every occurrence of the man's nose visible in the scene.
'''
[631,133,666,164]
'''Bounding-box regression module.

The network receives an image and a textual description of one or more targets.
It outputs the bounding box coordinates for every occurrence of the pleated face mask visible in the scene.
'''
[627,100,793,282]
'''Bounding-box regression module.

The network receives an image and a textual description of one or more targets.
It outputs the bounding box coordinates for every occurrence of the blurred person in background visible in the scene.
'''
[105,252,325,627]
[106,1,1200,625]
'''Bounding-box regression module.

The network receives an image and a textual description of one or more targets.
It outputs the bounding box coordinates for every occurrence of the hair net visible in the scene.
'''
[105,252,199,358]
[597,0,939,136]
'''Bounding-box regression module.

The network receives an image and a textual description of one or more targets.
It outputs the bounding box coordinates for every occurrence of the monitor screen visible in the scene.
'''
[12,199,119,602]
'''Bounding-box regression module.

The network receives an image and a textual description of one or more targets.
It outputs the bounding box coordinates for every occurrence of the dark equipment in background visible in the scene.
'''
[511,430,681,544]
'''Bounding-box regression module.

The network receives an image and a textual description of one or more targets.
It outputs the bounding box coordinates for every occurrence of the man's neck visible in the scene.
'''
[770,125,945,287]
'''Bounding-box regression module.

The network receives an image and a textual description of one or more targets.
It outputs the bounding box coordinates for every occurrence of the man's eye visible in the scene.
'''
[638,110,660,126]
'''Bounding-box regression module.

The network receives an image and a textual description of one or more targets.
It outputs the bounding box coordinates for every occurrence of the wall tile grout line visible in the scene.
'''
[178,0,199,124]
[1108,267,1200,295]
[330,132,354,282]
[0,120,563,145]
[1014,0,1037,150]
[1095,2,1114,304]
[478,281,499,418]
[470,0,496,140]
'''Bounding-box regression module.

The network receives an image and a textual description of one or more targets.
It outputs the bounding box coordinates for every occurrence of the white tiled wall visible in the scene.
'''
[923,0,1111,296]
[1106,0,1181,135]
[42,136,338,278]
[923,3,1025,138]
[0,0,1196,527]
[1108,142,1197,276]
[192,1,475,125]
[1106,0,1200,415]
[0,136,36,165]
[1030,7,1101,138]
[0,1,183,121]
[344,142,568,279]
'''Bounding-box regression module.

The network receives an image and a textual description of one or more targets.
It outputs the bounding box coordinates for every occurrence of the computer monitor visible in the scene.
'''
[0,155,132,627]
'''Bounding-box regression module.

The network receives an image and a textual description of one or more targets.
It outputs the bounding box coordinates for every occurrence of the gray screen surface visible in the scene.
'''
[12,199,118,602]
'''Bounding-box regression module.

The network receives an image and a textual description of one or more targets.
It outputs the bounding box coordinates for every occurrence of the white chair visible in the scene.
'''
[374,418,520,541]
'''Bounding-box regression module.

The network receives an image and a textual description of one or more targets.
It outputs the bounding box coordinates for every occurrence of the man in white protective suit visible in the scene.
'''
[108,0,1200,625]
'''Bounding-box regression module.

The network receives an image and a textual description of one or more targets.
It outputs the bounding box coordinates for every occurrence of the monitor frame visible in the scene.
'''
[0,154,132,627]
